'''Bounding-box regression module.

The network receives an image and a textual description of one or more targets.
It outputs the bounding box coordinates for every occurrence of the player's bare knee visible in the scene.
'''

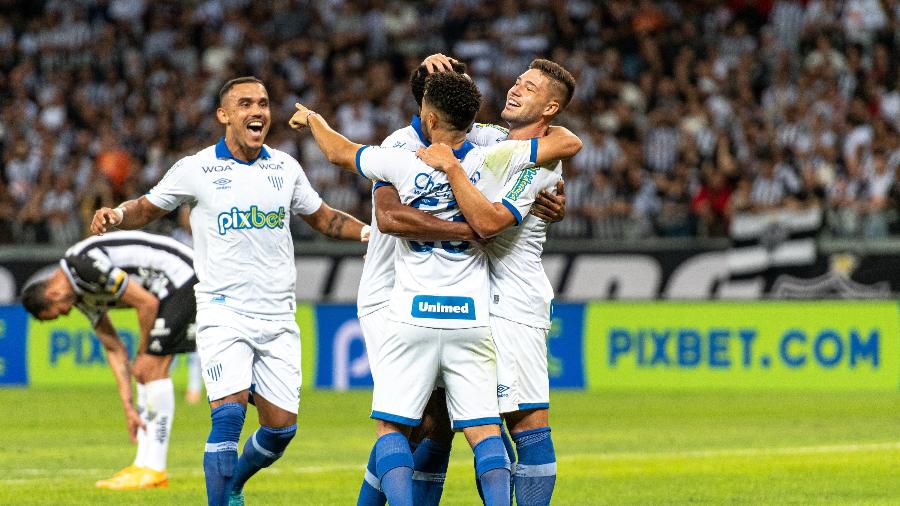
[463,424,500,449]
[505,408,549,434]
[377,419,411,438]
[132,354,170,383]
[256,397,297,428]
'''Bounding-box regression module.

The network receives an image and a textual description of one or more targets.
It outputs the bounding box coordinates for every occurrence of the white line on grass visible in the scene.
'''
[4,441,900,483]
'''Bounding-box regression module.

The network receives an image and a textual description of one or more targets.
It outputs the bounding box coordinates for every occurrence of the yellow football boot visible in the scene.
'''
[95,466,169,489]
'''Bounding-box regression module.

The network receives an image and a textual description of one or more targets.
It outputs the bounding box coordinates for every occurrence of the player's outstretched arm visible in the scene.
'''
[94,314,145,442]
[532,179,566,223]
[91,196,169,235]
[289,103,363,172]
[374,185,478,241]
[534,126,582,165]
[301,201,371,241]
[417,144,516,239]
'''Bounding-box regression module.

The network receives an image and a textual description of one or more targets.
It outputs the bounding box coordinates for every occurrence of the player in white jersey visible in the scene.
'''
[290,71,579,506]
[22,231,197,490]
[418,57,579,506]
[89,76,370,506]
[357,60,569,506]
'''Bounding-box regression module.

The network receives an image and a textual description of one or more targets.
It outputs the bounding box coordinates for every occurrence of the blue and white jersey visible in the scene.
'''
[356,140,496,329]
[356,117,509,317]
[486,158,563,329]
[146,138,323,319]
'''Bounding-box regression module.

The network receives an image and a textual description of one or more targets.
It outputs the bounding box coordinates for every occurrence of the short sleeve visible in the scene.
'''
[467,123,509,147]
[291,164,324,216]
[498,167,561,225]
[146,157,194,211]
[64,249,129,298]
[356,146,416,185]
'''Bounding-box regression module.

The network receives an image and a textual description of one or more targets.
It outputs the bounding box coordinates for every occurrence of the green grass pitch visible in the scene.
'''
[1,387,900,504]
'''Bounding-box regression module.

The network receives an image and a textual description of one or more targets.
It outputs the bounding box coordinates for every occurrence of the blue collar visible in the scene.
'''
[410,116,476,160]
[215,137,271,165]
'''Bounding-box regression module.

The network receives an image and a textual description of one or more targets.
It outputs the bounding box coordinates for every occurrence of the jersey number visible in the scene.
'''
[407,197,470,254]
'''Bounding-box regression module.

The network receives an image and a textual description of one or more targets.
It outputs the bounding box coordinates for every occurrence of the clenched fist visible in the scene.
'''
[91,207,123,235]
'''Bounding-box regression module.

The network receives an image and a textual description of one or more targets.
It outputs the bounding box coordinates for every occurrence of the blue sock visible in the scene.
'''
[357,445,387,506]
[229,424,296,494]
[203,403,246,506]
[476,427,516,505]
[474,436,511,506]
[374,433,414,506]
[500,425,516,502]
[512,427,556,506]
[412,438,450,505]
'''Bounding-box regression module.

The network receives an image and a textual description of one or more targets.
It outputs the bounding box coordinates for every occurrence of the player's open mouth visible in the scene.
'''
[506,99,520,109]
[247,121,264,133]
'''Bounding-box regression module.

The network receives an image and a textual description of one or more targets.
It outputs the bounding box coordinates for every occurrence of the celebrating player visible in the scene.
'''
[89,76,370,506]
[380,55,578,506]
[289,71,579,505]
[21,231,197,490]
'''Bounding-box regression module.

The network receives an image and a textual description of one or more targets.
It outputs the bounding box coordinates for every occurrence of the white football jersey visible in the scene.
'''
[356,140,496,329]
[486,161,563,329]
[146,138,323,319]
[356,117,509,317]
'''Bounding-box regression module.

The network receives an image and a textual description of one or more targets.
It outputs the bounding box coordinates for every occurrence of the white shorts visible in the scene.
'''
[371,322,500,430]
[196,306,302,414]
[491,315,550,414]
[359,307,390,383]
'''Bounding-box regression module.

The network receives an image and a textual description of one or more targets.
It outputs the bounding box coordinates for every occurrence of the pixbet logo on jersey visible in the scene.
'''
[217,206,286,235]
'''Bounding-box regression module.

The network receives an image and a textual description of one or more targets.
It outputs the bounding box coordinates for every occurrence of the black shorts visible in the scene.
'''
[146,278,198,356]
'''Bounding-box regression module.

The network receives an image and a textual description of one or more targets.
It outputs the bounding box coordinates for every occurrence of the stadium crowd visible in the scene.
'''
[1,0,899,245]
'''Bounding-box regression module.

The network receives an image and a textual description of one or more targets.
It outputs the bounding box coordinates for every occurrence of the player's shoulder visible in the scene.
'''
[261,145,302,170]
[381,126,421,151]
[468,123,509,146]
[471,122,509,136]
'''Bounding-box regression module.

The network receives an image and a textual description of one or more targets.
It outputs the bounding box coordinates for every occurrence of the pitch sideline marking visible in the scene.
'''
[4,441,900,482]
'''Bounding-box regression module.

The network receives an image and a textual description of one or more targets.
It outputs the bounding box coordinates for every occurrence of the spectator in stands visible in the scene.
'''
[1,0,898,243]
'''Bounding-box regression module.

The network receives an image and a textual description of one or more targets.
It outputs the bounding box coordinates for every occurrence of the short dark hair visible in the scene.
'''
[21,280,50,318]
[422,72,481,132]
[529,59,576,109]
[218,76,265,106]
[410,60,467,107]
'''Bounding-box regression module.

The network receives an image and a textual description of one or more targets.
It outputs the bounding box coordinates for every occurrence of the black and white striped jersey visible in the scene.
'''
[60,231,196,325]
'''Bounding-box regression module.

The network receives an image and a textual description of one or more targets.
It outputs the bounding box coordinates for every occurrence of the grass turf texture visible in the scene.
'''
[1,388,900,504]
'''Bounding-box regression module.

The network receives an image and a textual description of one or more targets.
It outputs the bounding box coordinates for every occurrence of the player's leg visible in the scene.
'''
[186,352,203,403]
[498,317,556,506]
[228,318,301,501]
[442,326,510,506]
[368,321,439,506]
[410,390,453,505]
[197,308,255,506]
[357,309,388,506]
[132,353,175,474]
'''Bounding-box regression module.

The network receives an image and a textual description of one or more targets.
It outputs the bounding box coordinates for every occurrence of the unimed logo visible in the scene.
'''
[411,295,476,320]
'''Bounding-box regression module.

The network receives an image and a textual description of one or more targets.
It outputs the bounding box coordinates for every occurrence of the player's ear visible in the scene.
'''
[543,99,560,118]
[216,107,228,126]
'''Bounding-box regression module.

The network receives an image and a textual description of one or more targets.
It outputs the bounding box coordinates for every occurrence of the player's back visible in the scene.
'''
[356,142,490,329]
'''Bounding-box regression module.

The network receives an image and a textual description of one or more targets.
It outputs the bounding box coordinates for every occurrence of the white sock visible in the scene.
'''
[134,383,147,468]
[187,352,202,394]
[143,378,175,471]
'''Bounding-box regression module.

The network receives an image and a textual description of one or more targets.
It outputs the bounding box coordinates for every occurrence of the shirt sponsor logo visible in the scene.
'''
[217,206,286,235]
[411,295,476,320]
[506,167,537,200]
[202,165,232,173]
[413,171,480,195]
[258,162,283,171]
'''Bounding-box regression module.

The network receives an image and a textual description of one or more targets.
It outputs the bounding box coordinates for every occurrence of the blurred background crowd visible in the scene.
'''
[0,0,899,245]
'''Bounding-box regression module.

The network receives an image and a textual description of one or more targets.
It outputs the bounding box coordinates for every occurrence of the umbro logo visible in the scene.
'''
[497,384,510,397]
[214,178,231,189]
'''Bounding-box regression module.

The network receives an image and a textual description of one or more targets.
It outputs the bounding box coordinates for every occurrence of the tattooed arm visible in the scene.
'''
[301,201,369,241]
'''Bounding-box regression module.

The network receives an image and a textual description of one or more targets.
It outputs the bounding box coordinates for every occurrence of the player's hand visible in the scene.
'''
[125,406,145,443]
[91,207,122,235]
[289,103,313,131]
[416,144,459,173]
[422,53,457,73]
[532,179,567,223]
